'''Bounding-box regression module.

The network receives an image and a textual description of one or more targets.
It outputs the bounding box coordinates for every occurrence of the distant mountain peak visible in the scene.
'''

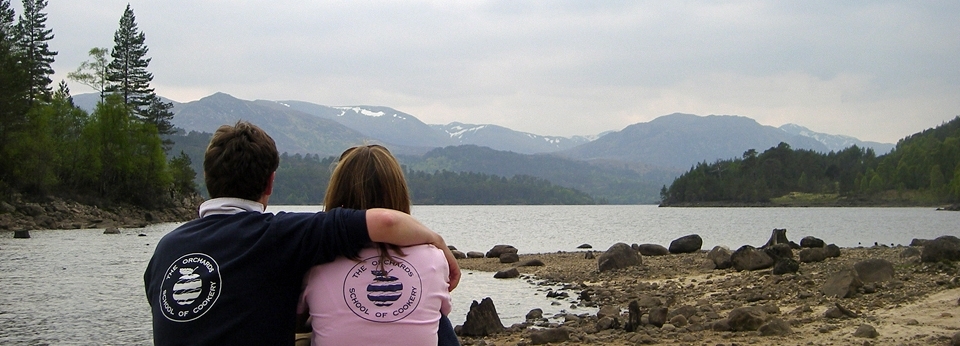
[433,122,590,154]
[204,92,237,100]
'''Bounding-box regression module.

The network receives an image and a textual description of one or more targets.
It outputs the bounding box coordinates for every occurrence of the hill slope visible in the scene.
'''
[172,93,368,157]
[561,113,830,170]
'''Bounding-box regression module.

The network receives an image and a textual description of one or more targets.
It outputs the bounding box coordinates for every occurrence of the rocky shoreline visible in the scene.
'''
[0,193,202,232]
[452,236,960,346]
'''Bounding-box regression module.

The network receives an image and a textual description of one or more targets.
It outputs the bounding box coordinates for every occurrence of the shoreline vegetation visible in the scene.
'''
[662,192,960,209]
[454,242,960,346]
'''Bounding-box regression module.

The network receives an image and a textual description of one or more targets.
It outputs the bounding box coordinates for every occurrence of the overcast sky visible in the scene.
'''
[20,1,960,143]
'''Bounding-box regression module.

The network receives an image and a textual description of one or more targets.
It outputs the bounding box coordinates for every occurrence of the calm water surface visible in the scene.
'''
[1,206,956,344]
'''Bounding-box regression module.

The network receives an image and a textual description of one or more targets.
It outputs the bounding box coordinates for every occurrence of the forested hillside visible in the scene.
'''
[661,116,960,206]
[267,152,595,205]
[170,132,595,205]
[400,145,673,204]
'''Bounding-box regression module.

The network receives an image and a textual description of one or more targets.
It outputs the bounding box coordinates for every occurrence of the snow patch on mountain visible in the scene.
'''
[333,106,408,120]
[780,123,894,153]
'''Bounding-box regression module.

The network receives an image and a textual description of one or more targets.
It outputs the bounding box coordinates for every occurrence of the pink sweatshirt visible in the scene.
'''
[298,244,452,346]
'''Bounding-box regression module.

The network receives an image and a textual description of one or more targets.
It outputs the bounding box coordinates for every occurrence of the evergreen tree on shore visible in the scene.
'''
[106,4,151,109]
[14,0,56,105]
[105,4,174,143]
[0,0,29,182]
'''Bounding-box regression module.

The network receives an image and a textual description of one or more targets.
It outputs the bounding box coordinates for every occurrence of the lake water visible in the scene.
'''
[1,205,956,344]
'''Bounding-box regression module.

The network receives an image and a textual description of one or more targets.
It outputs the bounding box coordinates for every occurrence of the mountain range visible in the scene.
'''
[72,92,896,203]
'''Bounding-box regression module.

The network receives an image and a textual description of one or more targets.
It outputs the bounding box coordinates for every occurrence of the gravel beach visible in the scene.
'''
[454,243,960,346]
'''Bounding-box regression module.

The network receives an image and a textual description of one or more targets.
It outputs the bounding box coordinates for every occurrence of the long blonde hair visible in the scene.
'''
[325,144,409,264]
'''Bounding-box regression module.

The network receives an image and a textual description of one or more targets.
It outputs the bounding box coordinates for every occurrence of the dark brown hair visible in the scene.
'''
[325,145,409,263]
[204,121,279,201]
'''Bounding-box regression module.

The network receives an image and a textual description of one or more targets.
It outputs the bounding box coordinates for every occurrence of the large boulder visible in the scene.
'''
[666,305,697,320]
[707,246,733,269]
[597,305,621,320]
[669,234,703,254]
[499,252,519,263]
[800,236,826,248]
[637,243,670,256]
[824,244,841,258]
[648,306,668,328]
[486,244,518,258]
[759,317,793,336]
[529,328,570,345]
[21,203,44,217]
[853,259,895,283]
[920,236,960,263]
[798,247,828,263]
[853,324,880,338]
[772,258,800,275]
[731,245,774,271]
[821,268,862,298]
[516,259,545,267]
[493,268,520,279]
[451,250,466,259]
[466,251,485,258]
[727,306,768,331]
[900,247,921,258]
[598,242,642,272]
[0,201,15,213]
[764,243,794,261]
[460,297,505,336]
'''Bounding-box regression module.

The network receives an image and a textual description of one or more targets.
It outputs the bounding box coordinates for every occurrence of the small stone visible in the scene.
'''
[758,317,792,336]
[853,324,879,338]
[493,268,520,279]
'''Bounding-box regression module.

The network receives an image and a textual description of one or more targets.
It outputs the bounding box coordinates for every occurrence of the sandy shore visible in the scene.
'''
[455,245,960,345]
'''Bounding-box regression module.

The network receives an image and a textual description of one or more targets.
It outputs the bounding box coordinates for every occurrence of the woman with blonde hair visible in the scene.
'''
[297,144,458,346]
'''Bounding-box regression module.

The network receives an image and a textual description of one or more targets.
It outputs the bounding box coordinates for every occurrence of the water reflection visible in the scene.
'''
[448,270,596,327]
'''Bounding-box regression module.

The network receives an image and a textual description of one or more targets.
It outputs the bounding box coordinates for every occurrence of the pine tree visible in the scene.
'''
[15,0,56,105]
[0,0,30,180]
[0,0,14,42]
[142,92,175,149]
[105,4,153,116]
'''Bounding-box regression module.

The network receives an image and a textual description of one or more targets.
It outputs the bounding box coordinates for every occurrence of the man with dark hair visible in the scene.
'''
[144,121,461,345]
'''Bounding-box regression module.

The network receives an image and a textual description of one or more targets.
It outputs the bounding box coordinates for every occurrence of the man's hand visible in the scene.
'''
[436,241,461,292]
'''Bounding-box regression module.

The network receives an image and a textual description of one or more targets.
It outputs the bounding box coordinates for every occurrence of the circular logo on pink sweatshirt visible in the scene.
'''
[342,255,422,322]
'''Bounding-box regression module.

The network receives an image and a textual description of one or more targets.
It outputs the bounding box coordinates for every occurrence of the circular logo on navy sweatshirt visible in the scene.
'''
[342,256,422,323]
[159,253,222,322]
